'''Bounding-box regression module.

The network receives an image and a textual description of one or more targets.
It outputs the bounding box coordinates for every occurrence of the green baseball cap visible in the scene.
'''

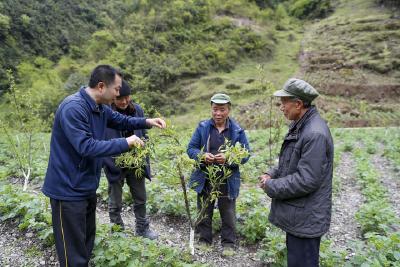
[273,78,319,102]
[211,93,231,104]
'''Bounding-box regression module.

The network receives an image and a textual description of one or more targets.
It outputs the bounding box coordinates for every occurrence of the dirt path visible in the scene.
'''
[2,149,396,266]
[0,221,58,267]
[96,204,263,267]
[327,152,364,249]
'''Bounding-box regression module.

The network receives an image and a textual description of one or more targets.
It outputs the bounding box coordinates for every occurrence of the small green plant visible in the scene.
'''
[159,119,249,254]
[343,142,354,152]
[258,227,287,266]
[236,188,270,244]
[0,184,54,246]
[93,224,202,266]
[319,239,347,267]
[0,71,47,191]
[349,232,400,266]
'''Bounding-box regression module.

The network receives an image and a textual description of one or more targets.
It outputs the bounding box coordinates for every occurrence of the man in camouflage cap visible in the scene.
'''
[259,78,334,267]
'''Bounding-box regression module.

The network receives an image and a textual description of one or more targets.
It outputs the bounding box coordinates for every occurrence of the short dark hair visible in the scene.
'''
[88,65,122,88]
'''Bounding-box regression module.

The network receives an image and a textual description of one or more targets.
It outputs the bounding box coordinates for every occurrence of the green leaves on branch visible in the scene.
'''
[219,139,250,166]
[194,139,249,228]
[115,139,155,178]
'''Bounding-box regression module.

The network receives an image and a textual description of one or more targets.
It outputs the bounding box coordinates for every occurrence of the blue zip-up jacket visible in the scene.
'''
[187,118,250,199]
[42,87,149,200]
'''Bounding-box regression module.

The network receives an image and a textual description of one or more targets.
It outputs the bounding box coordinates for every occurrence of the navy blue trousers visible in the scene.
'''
[286,232,321,267]
[50,196,97,267]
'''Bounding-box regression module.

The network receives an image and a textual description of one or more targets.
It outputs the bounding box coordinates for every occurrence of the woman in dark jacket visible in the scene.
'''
[103,80,157,240]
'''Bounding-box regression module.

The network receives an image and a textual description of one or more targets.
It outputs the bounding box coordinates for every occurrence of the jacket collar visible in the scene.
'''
[289,106,317,133]
[285,106,317,141]
[210,118,230,130]
[79,86,102,113]
[206,117,241,132]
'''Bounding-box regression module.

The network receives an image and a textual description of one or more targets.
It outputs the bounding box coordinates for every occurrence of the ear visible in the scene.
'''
[97,81,106,93]
[296,100,303,110]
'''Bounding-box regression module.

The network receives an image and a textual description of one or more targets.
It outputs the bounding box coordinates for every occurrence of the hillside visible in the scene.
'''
[299,0,400,127]
[0,0,126,91]
[0,0,399,128]
[172,0,400,128]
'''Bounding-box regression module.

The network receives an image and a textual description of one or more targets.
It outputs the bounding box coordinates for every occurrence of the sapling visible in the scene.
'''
[159,120,197,254]
[256,64,285,167]
[113,119,249,255]
[194,140,249,225]
[190,139,249,254]
[1,70,46,191]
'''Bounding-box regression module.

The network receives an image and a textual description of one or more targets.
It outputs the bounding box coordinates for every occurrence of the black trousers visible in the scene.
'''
[286,232,321,267]
[107,170,148,231]
[196,179,236,246]
[50,196,97,267]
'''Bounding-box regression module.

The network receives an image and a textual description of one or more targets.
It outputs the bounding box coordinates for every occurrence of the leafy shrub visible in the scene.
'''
[319,239,346,267]
[202,77,224,86]
[349,232,400,266]
[289,0,332,19]
[236,188,270,243]
[258,228,287,266]
[0,184,54,246]
[93,224,201,267]
[225,83,241,90]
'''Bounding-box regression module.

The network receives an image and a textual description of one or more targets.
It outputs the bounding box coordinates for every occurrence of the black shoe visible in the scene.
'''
[136,228,159,240]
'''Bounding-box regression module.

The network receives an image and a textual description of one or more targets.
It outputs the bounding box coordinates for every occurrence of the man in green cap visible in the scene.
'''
[187,93,250,254]
[259,78,334,267]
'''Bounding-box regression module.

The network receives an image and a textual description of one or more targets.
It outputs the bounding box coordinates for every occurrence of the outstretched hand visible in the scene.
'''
[146,118,167,129]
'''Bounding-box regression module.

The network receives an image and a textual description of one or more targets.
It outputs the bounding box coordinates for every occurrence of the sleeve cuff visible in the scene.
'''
[265,179,275,198]
[117,138,130,153]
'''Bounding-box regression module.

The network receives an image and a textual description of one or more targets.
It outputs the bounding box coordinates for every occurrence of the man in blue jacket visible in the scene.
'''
[42,65,166,267]
[187,93,250,254]
[103,80,158,239]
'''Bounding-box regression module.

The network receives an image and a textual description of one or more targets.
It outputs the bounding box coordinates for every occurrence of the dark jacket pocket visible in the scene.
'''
[284,197,306,208]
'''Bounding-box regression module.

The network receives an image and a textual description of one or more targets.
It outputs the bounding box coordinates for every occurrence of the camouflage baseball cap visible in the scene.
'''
[211,93,231,104]
[273,78,319,102]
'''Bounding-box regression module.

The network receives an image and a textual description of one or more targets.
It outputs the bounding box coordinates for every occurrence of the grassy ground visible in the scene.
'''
[170,21,304,128]
[170,0,400,129]
[299,0,400,126]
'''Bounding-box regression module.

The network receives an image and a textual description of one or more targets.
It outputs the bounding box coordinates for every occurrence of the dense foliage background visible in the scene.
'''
[0,0,339,119]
